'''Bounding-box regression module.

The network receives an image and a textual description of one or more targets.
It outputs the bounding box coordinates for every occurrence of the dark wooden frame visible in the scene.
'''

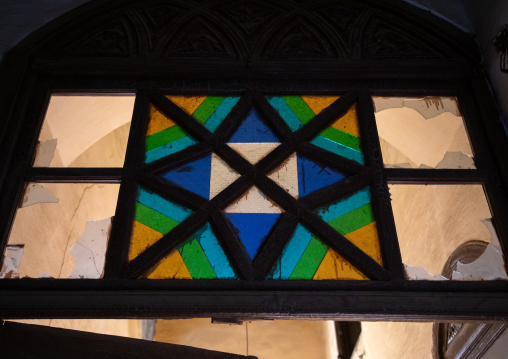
[0,0,508,321]
[0,321,257,359]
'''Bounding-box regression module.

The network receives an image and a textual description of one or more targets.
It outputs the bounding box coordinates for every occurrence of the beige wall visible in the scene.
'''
[155,319,338,359]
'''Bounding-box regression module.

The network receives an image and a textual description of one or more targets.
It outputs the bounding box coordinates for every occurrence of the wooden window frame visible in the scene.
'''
[0,0,508,321]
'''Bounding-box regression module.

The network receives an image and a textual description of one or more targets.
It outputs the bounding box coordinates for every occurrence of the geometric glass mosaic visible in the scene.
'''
[128,92,385,280]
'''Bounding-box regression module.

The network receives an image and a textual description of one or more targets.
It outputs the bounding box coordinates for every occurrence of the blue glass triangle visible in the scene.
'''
[297,155,346,197]
[225,212,280,260]
[161,154,212,199]
[228,108,280,143]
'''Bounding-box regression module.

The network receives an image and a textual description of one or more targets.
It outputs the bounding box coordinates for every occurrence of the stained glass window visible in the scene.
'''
[127,93,383,280]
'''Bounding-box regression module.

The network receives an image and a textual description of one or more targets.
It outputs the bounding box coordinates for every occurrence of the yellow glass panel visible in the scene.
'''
[146,105,176,136]
[301,96,339,114]
[146,250,192,279]
[345,222,383,265]
[313,249,367,280]
[166,95,206,115]
[330,104,359,137]
[128,221,164,261]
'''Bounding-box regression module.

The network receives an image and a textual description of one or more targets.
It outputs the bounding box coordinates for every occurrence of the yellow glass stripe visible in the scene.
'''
[146,104,176,136]
[301,96,340,115]
[167,96,207,115]
[147,250,192,279]
[128,221,164,261]
[344,221,383,265]
[330,104,360,137]
[313,249,367,280]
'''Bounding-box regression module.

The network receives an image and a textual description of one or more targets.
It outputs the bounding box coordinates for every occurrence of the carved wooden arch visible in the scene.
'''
[1,0,508,322]
[2,0,478,64]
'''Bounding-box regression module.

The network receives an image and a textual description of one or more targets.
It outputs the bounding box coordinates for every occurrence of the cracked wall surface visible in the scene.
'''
[5,183,119,278]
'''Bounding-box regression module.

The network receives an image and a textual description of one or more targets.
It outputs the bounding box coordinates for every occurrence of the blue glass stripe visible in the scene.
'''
[315,187,371,222]
[203,97,240,132]
[310,136,364,164]
[137,187,193,222]
[195,223,237,279]
[266,96,303,131]
[145,136,199,163]
[268,224,313,279]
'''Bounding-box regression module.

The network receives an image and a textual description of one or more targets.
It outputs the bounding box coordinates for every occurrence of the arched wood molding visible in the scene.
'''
[2,0,479,67]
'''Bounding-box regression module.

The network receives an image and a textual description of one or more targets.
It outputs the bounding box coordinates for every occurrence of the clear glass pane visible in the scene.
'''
[373,96,475,169]
[1,183,120,279]
[390,184,507,280]
[34,94,135,167]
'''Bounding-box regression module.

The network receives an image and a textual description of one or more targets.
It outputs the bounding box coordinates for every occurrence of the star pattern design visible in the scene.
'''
[128,90,389,280]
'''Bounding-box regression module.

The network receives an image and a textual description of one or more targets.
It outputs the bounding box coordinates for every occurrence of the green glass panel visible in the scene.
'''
[179,238,217,279]
[327,204,375,235]
[193,97,225,124]
[289,238,328,279]
[282,96,315,124]
[145,125,187,152]
[134,202,179,234]
[318,127,361,152]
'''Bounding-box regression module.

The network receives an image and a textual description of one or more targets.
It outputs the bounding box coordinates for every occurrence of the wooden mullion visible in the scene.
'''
[252,210,300,280]
[385,168,484,184]
[296,142,369,175]
[27,167,123,183]
[103,90,150,278]
[298,172,372,210]
[213,142,254,175]
[356,91,406,280]
[251,91,293,140]
[210,211,253,281]
[135,172,207,210]
[213,92,253,142]
[293,90,359,142]
[139,142,213,175]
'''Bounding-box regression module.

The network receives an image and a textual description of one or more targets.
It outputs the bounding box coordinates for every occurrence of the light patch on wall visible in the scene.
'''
[404,264,447,281]
[69,217,112,279]
[21,183,59,207]
[33,139,57,167]
[0,245,24,278]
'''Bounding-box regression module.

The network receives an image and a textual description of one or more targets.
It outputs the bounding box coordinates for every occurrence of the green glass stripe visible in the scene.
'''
[179,237,217,279]
[327,204,375,236]
[282,96,315,124]
[289,238,328,279]
[134,202,179,234]
[192,97,225,124]
[145,125,187,152]
[319,127,361,152]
